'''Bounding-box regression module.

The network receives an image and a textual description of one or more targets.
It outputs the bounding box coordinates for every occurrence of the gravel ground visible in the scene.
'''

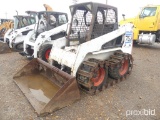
[0,44,160,120]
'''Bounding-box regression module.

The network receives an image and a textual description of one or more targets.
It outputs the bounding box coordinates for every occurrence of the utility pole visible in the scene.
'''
[16,10,18,15]
[106,0,107,4]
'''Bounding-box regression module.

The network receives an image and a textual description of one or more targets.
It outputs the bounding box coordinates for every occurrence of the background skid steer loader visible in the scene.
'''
[4,4,52,52]
[3,14,36,51]
[19,11,68,62]
[1,4,52,54]
[13,2,133,116]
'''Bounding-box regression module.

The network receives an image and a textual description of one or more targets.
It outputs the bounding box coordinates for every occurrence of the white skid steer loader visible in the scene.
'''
[13,2,134,116]
[1,4,53,53]
[3,13,36,51]
[19,11,68,62]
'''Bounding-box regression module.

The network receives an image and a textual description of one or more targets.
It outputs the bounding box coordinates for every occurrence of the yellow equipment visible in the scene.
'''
[43,4,53,11]
[119,5,160,45]
[0,19,13,40]
[0,19,14,53]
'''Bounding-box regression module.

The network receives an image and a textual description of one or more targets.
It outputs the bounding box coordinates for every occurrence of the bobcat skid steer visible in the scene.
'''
[3,14,36,51]
[19,11,68,62]
[13,2,134,116]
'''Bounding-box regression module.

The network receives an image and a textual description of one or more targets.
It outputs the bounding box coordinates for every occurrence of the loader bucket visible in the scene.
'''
[0,42,13,54]
[13,58,80,116]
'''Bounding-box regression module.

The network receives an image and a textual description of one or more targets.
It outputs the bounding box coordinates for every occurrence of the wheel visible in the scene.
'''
[91,67,108,92]
[15,43,23,51]
[91,68,106,86]
[77,59,108,94]
[26,46,33,55]
[133,40,138,45]
[109,56,130,79]
[77,52,133,95]
[1,28,6,34]
[119,59,129,76]
[38,44,52,62]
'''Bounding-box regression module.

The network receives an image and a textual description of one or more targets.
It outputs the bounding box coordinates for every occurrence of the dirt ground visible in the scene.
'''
[0,44,160,120]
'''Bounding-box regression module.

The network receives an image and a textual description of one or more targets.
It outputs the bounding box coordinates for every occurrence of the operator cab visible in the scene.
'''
[13,15,36,30]
[0,19,13,25]
[67,2,122,48]
[35,11,68,36]
[139,7,157,18]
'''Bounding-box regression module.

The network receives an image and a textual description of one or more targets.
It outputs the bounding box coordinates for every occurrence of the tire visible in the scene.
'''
[77,59,108,94]
[15,43,23,51]
[26,46,33,56]
[133,40,138,46]
[109,58,129,79]
[38,44,52,62]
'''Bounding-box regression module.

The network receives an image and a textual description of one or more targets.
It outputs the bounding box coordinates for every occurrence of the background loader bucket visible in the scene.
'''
[0,42,13,54]
[13,58,80,116]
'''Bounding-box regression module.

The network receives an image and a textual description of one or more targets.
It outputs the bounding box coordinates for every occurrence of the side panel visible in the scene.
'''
[136,16,157,31]
[50,24,133,76]
[121,31,133,54]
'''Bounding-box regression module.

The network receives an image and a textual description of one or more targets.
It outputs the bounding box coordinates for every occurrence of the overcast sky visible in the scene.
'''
[0,0,159,21]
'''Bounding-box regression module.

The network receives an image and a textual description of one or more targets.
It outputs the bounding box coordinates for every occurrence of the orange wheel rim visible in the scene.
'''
[119,59,129,75]
[45,49,51,60]
[91,68,105,86]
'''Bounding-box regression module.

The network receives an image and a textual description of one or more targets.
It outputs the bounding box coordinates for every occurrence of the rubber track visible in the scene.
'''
[76,51,133,95]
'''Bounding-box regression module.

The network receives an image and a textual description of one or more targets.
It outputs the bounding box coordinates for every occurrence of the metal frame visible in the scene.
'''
[67,2,118,44]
